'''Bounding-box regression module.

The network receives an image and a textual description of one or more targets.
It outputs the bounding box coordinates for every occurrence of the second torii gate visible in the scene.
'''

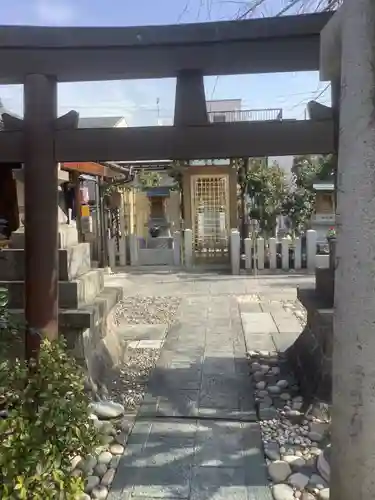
[0,12,335,352]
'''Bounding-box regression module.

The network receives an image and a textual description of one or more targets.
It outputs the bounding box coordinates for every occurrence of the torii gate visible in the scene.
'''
[0,13,334,350]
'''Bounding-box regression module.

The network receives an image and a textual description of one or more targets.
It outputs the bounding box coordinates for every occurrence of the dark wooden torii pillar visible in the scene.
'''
[3,75,78,359]
[24,74,59,357]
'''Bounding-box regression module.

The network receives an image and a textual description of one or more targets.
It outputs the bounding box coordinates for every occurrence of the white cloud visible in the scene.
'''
[34,0,76,25]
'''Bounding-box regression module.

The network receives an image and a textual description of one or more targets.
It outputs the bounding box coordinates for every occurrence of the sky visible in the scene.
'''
[0,0,331,127]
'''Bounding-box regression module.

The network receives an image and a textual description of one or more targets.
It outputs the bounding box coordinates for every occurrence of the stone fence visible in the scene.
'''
[230,229,326,274]
[106,228,326,273]
[107,232,182,267]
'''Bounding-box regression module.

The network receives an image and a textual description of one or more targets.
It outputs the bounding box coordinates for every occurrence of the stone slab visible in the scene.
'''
[117,324,168,341]
[241,312,278,335]
[243,333,275,352]
[259,301,285,313]
[271,331,300,353]
[238,302,263,313]
[129,340,164,350]
[190,466,271,500]
[270,310,302,334]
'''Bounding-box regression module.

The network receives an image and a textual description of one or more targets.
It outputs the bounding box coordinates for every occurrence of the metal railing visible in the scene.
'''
[208,108,283,123]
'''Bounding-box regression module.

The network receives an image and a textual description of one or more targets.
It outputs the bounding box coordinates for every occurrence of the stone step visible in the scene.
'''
[0,243,91,282]
[10,224,78,250]
[8,285,123,334]
[0,269,105,310]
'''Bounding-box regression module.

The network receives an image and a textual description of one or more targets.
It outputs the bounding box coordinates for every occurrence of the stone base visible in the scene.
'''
[0,243,91,281]
[315,267,334,307]
[146,236,173,249]
[9,223,78,249]
[286,286,333,403]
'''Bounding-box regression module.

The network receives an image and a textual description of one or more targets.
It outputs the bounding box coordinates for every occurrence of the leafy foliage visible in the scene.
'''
[281,187,315,235]
[168,161,185,219]
[137,169,162,190]
[168,161,184,192]
[282,154,335,234]
[292,154,334,190]
[0,284,24,359]
[241,158,288,236]
[0,338,99,499]
[0,286,8,330]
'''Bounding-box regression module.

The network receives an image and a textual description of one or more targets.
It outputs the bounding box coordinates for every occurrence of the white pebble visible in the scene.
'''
[91,485,109,499]
[268,460,292,482]
[98,451,113,465]
[101,468,116,486]
[288,472,309,490]
[110,443,125,455]
[85,475,100,493]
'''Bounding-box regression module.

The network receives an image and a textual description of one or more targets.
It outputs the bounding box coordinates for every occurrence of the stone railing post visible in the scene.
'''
[184,229,193,268]
[306,229,317,272]
[108,236,116,270]
[129,233,138,266]
[269,237,277,270]
[281,237,290,271]
[173,231,181,266]
[244,237,252,271]
[256,237,265,270]
[118,234,126,267]
[230,229,240,275]
[294,237,302,270]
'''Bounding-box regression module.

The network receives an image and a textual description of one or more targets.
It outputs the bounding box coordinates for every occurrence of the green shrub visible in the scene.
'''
[0,338,99,499]
[0,286,24,360]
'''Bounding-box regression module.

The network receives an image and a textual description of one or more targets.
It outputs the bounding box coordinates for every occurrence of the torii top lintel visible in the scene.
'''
[0,12,333,84]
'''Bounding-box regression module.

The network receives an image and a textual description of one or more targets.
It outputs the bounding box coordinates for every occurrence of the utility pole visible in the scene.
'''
[156,97,161,126]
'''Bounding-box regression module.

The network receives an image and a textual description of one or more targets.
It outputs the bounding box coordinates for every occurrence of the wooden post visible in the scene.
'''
[24,74,58,356]
[71,171,82,242]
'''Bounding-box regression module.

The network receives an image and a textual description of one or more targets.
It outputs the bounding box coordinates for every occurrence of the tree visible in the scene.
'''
[292,154,334,189]
[233,0,341,20]
[168,161,185,220]
[282,154,335,235]
[137,169,162,190]
[243,158,288,237]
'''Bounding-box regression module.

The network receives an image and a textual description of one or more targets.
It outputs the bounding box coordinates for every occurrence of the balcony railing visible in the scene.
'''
[208,108,283,123]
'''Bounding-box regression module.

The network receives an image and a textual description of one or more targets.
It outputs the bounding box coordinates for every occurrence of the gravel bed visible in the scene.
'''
[113,295,181,326]
[105,295,181,409]
[102,347,159,411]
[248,350,331,500]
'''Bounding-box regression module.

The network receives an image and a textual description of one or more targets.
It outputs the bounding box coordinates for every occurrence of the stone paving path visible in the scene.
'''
[107,271,311,500]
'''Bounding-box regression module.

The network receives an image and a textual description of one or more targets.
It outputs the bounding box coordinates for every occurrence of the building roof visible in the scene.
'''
[78,116,124,128]
[0,111,125,131]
